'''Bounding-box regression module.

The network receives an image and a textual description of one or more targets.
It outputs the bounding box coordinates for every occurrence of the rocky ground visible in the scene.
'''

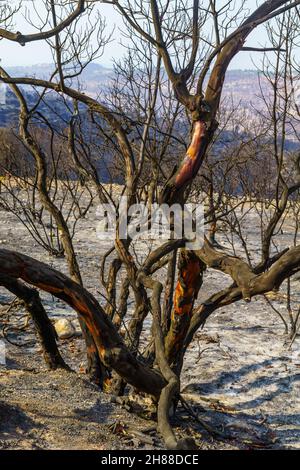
[0,186,299,450]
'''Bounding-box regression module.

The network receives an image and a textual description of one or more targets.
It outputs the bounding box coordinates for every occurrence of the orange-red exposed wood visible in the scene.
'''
[165,250,205,365]
[174,121,207,188]
[160,120,213,204]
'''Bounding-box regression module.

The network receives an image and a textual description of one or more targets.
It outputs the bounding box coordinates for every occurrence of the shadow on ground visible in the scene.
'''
[182,357,300,448]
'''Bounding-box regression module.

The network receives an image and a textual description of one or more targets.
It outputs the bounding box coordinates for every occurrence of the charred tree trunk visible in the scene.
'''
[164,250,205,367]
[0,275,68,370]
[159,120,212,367]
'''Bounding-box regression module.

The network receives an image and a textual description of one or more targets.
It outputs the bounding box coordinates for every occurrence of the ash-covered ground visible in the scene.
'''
[0,186,299,450]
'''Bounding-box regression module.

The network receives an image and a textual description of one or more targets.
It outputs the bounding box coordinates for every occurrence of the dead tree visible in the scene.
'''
[1,0,300,449]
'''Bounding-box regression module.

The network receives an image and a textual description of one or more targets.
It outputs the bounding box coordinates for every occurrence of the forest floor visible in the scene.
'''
[0,186,299,450]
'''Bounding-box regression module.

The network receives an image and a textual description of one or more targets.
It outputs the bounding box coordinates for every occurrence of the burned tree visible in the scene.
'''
[0,0,300,449]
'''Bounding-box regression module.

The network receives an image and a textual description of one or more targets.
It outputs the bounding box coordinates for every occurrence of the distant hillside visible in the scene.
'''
[2,64,268,103]
[0,66,269,122]
[0,87,72,128]
[4,63,113,98]
[0,65,299,149]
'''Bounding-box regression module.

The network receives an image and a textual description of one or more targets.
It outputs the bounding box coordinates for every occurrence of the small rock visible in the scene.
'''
[54,319,75,339]
[71,320,82,337]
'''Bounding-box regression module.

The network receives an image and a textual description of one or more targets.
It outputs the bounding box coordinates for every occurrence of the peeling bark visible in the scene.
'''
[165,250,205,366]
[160,120,214,204]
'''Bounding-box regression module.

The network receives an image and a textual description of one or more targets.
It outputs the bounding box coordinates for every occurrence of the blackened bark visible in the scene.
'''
[0,275,68,370]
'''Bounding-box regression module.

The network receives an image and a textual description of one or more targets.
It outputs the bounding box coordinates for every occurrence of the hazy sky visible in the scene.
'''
[0,1,276,70]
